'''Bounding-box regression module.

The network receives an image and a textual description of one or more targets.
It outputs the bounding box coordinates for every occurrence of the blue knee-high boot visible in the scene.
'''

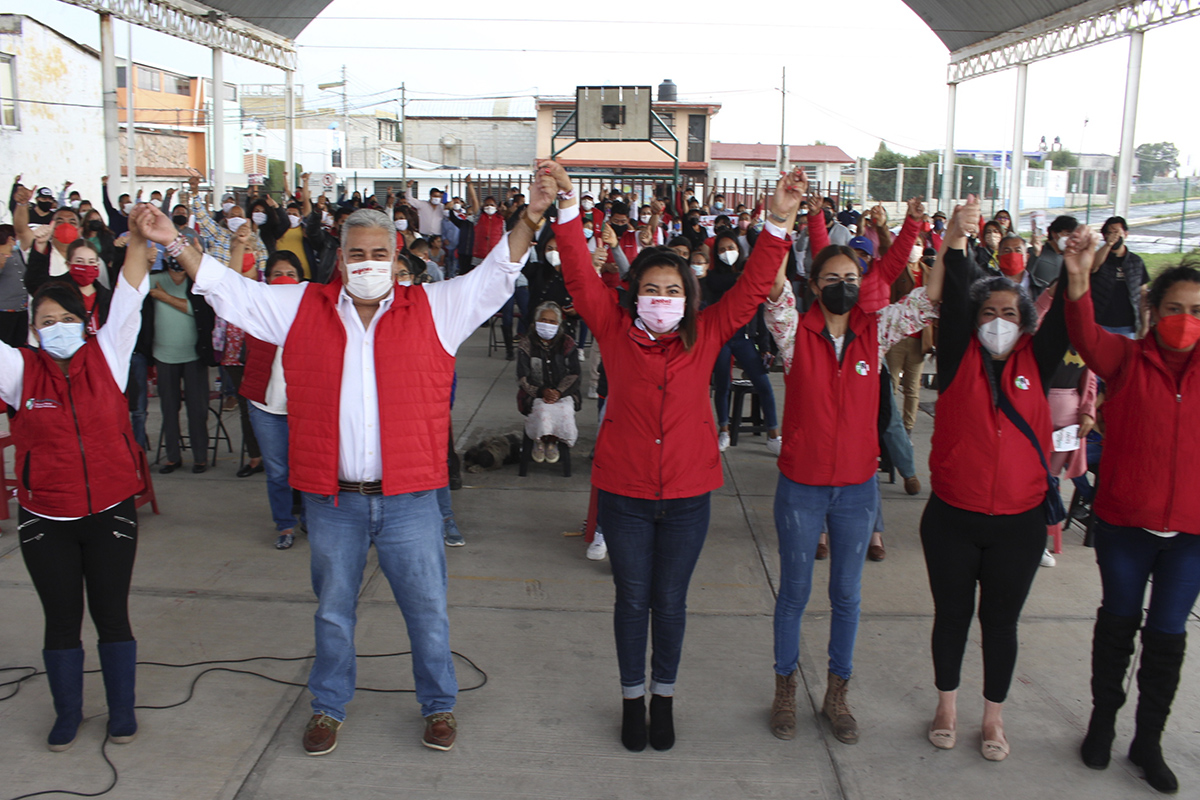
[42,648,85,752]
[97,640,138,742]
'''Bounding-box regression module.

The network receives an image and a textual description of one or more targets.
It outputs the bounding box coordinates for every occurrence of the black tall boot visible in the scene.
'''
[1128,628,1186,794]
[502,321,515,361]
[1081,607,1142,768]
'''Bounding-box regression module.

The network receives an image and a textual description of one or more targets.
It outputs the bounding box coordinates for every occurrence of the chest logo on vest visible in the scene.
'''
[25,398,59,410]
[1014,375,1031,391]
[855,360,869,376]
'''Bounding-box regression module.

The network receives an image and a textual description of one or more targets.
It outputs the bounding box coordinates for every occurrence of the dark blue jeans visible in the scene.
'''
[127,352,149,451]
[501,285,530,339]
[1094,518,1200,635]
[597,490,711,698]
[712,332,778,429]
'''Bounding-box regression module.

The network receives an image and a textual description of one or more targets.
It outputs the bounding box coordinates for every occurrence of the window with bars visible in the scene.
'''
[651,110,674,140]
[552,108,576,138]
[137,66,160,92]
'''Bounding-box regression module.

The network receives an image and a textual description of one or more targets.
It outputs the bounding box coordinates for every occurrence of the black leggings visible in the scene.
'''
[19,498,138,650]
[919,493,1044,702]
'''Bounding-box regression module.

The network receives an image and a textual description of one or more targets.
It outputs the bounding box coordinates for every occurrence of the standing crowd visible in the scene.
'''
[2,157,1195,796]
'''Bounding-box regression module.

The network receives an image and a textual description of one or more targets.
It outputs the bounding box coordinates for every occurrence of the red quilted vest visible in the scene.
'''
[239,335,277,405]
[473,212,505,258]
[13,345,145,517]
[282,278,455,496]
[930,337,1051,515]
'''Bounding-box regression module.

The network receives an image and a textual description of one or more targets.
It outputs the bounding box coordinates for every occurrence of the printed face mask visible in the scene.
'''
[636,295,685,334]
[535,321,559,341]
[545,250,562,267]
[719,250,738,266]
[69,262,100,287]
[252,211,268,225]
[38,321,86,360]
[1157,313,1200,350]
[819,281,859,315]
[977,317,1020,357]
[226,217,248,233]
[344,260,394,300]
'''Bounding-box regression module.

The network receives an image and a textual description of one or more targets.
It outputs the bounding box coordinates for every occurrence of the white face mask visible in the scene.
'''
[691,263,705,276]
[535,321,559,341]
[713,202,725,211]
[122,202,134,215]
[394,219,408,231]
[322,212,334,227]
[1056,234,1070,251]
[451,202,462,211]
[581,199,594,211]
[545,250,561,267]
[226,217,248,233]
[798,208,808,216]
[288,214,301,228]
[640,214,652,224]
[398,279,413,287]
[252,211,268,225]
[637,295,686,334]
[719,249,738,266]
[70,200,81,209]
[483,206,497,215]
[221,202,235,215]
[977,317,1021,357]
[38,321,87,360]
[910,244,924,263]
[583,228,594,240]
[429,195,441,205]
[344,260,394,300]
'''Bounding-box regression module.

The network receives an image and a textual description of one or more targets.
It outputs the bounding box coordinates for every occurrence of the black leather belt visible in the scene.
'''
[338,480,383,495]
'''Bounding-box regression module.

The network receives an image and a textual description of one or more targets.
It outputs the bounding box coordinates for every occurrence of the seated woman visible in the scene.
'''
[516,301,581,463]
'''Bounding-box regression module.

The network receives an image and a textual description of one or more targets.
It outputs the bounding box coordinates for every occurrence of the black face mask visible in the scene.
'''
[37,200,53,211]
[1113,236,1124,250]
[819,281,859,316]
[87,220,104,232]
[172,215,189,227]
[610,224,628,237]
[167,259,185,273]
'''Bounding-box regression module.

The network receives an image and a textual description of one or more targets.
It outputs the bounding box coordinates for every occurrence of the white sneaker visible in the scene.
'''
[587,531,607,561]
[587,386,599,399]
[767,436,782,456]
[531,438,545,463]
[577,350,586,362]
[718,431,731,452]
[545,441,560,463]
[1040,549,1056,568]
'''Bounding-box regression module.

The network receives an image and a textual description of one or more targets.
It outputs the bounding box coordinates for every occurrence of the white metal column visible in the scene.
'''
[99,14,121,192]
[285,69,295,193]
[212,47,225,202]
[125,22,136,200]
[1008,63,1028,220]
[941,83,956,209]
[1114,31,1144,218]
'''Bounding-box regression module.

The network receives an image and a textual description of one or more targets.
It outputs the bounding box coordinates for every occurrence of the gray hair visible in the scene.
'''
[533,301,564,326]
[968,275,1038,335]
[340,208,396,256]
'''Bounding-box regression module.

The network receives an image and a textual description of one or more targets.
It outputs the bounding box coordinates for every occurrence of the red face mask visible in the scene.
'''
[1156,313,1200,351]
[242,252,257,272]
[54,223,79,245]
[999,251,1025,277]
[69,262,100,287]
[269,274,299,285]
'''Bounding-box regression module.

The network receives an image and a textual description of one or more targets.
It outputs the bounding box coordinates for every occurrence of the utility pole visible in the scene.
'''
[126,21,136,200]
[400,82,407,192]
[778,67,788,175]
[341,64,349,170]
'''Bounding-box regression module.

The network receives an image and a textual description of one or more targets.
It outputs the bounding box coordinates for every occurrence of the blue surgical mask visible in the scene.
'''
[38,321,86,360]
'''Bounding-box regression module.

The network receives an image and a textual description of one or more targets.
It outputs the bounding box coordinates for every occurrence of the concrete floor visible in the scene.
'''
[1,328,1197,800]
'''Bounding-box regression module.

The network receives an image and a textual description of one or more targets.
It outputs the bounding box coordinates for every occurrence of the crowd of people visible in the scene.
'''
[2,156,1195,797]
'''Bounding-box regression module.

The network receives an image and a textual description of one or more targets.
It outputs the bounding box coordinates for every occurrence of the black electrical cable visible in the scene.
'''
[0,650,488,800]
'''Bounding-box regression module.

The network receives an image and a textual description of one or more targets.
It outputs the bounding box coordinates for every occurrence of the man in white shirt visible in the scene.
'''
[134,173,554,757]
[406,183,448,237]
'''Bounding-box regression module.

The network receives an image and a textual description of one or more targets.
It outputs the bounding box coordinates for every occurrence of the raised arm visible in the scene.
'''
[859,197,923,313]
[806,195,830,254]
[465,175,480,216]
[1091,225,1121,274]
[12,185,35,252]
[1063,224,1134,381]
[934,197,982,393]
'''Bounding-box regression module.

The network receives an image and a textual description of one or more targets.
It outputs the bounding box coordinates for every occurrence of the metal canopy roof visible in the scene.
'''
[901,0,1083,53]
[201,0,334,41]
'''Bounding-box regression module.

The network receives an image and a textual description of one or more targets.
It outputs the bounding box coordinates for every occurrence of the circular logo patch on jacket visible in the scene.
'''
[855,360,869,376]
[1014,375,1031,391]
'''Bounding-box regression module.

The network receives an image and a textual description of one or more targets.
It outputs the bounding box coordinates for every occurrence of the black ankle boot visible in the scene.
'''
[621,697,646,752]
[648,694,675,751]
[1128,628,1186,794]
[1081,608,1142,769]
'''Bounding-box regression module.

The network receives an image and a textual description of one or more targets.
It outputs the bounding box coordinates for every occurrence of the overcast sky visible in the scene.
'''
[14,0,1200,170]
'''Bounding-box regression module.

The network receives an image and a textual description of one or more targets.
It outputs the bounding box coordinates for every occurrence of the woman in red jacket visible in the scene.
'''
[8,205,153,752]
[544,159,801,752]
[921,197,1070,762]
[1064,236,1200,794]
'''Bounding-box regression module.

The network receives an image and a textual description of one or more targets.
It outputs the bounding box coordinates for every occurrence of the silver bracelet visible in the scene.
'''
[768,210,789,225]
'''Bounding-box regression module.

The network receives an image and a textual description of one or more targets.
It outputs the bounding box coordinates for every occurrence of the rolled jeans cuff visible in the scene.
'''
[621,682,646,699]
[649,679,675,697]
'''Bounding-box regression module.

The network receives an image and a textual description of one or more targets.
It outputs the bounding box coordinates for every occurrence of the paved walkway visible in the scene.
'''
[1,329,1196,800]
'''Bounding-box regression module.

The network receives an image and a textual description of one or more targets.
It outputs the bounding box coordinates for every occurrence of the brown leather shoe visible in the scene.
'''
[904,476,921,495]
[422,711,457,751]
[303,713,341,756]
[771,670,798,740]
[867,539,886,562]
[815,540,829,560]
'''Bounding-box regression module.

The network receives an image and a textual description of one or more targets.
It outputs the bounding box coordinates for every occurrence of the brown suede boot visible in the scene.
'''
[771,670,798,740]
[822,672,858,744]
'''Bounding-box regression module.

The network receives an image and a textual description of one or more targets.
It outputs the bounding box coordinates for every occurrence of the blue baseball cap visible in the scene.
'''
[848,236,874,257]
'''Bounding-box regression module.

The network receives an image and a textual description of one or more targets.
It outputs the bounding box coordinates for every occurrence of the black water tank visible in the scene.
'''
[657,79,677,102]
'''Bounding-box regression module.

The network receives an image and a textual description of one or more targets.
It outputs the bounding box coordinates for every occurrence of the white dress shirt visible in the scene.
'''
[193,233,527,482]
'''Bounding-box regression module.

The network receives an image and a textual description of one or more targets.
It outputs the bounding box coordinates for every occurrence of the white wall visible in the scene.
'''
[0,15,105,223]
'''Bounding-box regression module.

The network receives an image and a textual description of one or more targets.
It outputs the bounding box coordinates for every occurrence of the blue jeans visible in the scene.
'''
[502,285,530,338]
[577,319,590,350]
[127,352,149,451]
[880,365,916,479]
[248,405,299,532]
[773,474,876,679]
[1100,324,1136,339]
[303,490,456,720]
[597,490,711,698]
[1094,518,1200,635]
[712,332,778,429]
[436,485,455,522]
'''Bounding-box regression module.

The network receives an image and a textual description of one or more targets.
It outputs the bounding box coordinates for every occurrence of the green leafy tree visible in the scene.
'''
[1135,142,1179,181]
